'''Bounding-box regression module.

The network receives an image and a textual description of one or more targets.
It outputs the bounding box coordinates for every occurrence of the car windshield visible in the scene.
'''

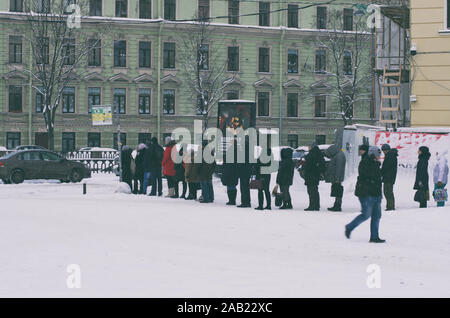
[40,152,63,161]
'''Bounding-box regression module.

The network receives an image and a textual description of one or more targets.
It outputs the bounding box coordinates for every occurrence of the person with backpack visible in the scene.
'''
[162,139,177,198]
[345,146,385,243]
[148,137,164,196]
[276,147,295,210]
[303,142,326,211]
[324,144,346,212]
[414,146,431,208]
[381,144,398,211]
[433,151,448,207]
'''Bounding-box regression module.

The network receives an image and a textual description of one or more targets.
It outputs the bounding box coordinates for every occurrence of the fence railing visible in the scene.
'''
[63,151,119,174]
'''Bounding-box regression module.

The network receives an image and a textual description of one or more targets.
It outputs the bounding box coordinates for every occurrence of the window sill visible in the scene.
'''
[256,72,273,76]
[439,30,450,35]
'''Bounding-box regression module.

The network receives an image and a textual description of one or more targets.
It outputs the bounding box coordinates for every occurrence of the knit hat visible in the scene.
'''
[381,144,391,151]
[368,146,381,157]
[358,144,369,152]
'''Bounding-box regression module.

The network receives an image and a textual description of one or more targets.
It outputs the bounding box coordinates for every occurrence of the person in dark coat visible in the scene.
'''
[255,147,273,210]
[414,146,431,208]
[121,146,133,190]
[174,144,187,199]
[184,151,201,200]
[324,144,346,212]
[381,144,398,211]
[345,146,385,243]
[276,147,295,209]
[236,137,253,208]
[221,138,239,205]
[149,137,164,196]
[303,142,326,211]
[199,141,216,203]
[133,144,146,194]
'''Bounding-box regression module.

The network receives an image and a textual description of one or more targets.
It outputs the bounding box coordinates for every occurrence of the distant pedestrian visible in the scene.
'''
[324,144,346,212]
[185,150,201,200]
[199,141,216,203]
[121,145,133,191]
[174,145,187,199]
[148,137,164,196]
[276,147,295,210]
[414,146,431,208]
[381,144,398,211]
[162,139,177,198]
[303,142,326,211]
[254,147,273,210]
[236,137,253,208]
[133,143,146,194]
[433,151,448,207]
[221,138,239,205]
[346,146,385,243]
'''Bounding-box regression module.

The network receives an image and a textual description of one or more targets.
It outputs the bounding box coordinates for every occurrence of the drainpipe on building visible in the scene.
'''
[279,28,285,146]
[157,21,163,142]
[28,37,33,144]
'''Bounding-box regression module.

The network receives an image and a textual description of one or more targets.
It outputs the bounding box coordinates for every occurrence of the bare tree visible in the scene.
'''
[21,0,107,150]
[310,7,373,126]
[178,18,237,134]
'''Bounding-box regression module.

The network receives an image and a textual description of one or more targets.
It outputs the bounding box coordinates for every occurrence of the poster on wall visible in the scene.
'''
[92,105,113,126]
[217,101,256,137]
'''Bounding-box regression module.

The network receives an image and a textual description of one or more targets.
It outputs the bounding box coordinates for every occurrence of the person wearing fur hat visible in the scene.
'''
[381,143,398,211]
[345,146,385,243]
[414,146,431,208]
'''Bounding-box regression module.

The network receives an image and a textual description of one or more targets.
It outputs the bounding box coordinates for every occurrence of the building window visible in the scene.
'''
[139,41,151,68]
[228,0,239,24]
[317,6,327,29]
[315,49,326,74]
[89,0,102,16]
[199,0,210,21]
[62,87,75,113]
[287,49,298,74]
[226,90,239,100]
[138,133,152,146]
[258,47,270,73]
[115,0,128,17]
[315,135,326,145]
[62,133,76,153]
[9,36,22,64]
[113,133,127,150]
[8,85,22,113]
[164,0,176,20]
[114,88,126,114]
[88,132,101,147]
[287,93,298,117]
[62,38,75,65]
[163,89,175,115]
[7,132,21,149]
[287,4,298,28]
[314,96,326,118]
[343,51,353,75]
[259,2,270,26]
[36,37,49,64]
[36,87,44,113]
[163,42,176,69]
[288,135,298,148]
[198,44,209,70]
[139,0,151,19]
[88,39,101,66]
[114,40,127,67]
[257,92,270,117]
[139,88,151,114]
[343,8,354,31]
[36,0,50,13]
[227,46,239,71]
[10,0,23,12]
[88,87,101,113]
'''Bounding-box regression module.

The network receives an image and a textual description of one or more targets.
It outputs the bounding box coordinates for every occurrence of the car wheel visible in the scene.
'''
[10,170,24,184]
[70,169,83,183]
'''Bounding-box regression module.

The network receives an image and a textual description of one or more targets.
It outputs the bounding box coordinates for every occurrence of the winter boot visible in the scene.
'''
[328,197,342,212]
[226,189,237,205]
[369,238,386,243]
[280,200,293,210]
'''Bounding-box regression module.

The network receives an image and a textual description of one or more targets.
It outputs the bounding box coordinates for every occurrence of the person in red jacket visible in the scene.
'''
[162,139,177,198]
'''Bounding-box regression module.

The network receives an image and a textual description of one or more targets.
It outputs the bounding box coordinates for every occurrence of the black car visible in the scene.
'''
[0,150,91,184]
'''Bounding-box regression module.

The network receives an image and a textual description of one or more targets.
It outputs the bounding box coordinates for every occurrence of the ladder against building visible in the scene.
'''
[379,64,402,128]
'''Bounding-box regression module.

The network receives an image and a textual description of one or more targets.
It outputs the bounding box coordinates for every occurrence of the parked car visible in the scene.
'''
[0,150,91,184]
[15,145,47,151]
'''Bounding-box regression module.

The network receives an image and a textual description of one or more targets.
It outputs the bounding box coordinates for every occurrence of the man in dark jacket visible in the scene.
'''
[303,142,326,211]
[414,146,431,208]
[134,144,146,194]
[276,147,295,209]
[121,146,133,190]
[149,137,164,196]
[381,144,398,211]
[199,141,216,203]
[345,146,385,243]
[325,145,346,212]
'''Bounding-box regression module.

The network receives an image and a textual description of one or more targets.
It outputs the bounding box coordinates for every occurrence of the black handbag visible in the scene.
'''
[331,183,344,198]
[274,194,283,207]
[414,189,425,202]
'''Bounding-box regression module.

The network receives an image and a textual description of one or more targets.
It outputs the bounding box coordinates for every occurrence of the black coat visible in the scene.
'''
[121,148,133,177]
[221,145,239,187]
[414,151,431,191]
[143,143,164,172]
[381,149,398,184]
[303,146,326,186]
[276,148,295,186]
[135,149,145,178]
[355,154,382,198]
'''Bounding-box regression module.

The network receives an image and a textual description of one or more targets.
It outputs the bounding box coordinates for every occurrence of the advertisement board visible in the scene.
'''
[92,105,113,126]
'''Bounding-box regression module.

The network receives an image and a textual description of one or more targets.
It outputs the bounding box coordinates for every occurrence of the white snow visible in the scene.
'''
[0,171,449,297]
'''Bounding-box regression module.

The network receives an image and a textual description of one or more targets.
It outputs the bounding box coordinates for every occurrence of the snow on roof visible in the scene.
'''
[345,124,386,131]
[0,146,7,151]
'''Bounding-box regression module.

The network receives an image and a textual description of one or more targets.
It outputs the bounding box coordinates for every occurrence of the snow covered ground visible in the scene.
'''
[0,170,449,298]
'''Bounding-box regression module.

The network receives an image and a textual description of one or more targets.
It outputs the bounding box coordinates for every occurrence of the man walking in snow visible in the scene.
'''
[345,146,385,243]
[381,144,398,211]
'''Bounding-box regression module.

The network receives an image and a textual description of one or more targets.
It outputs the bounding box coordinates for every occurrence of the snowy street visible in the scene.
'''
[0,172,449,298]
